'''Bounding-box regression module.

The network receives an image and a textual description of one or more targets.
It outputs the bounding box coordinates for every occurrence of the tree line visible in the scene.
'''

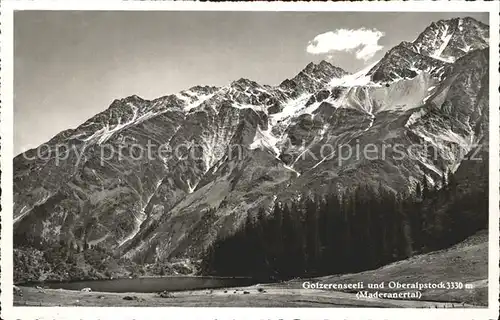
[199,169,488,280]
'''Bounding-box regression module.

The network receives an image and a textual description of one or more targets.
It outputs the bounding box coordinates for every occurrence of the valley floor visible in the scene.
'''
[13,285,479,308]
[14,230,488,308]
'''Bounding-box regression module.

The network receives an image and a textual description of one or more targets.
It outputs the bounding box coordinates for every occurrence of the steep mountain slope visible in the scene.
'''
[13,17,490,277]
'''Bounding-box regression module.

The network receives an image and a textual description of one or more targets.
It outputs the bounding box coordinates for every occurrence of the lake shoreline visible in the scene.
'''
[19,275,258,293]
[18,274,256,286]
[14,284,482,308]
[15,231,488,307]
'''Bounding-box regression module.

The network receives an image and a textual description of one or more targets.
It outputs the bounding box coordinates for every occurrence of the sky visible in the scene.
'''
[14,11,488,155]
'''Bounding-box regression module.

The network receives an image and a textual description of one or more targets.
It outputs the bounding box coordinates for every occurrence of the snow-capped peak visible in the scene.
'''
[412,17,488,63]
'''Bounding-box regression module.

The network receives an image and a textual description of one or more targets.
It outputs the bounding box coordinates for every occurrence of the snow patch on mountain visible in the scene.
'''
[82,103,140,144]
[283,164,301,177]
[187,179,198,194]
[14,192,53,224]
[118,210,147,247]
[405,108,428,128]
[269,94,312,125]
[118,178,164,247]
[430,25,455,62]
[249,125,280,156]
[311,156,329,169]
[329,61,381,87]
[232,102,268,113]
[184,93,217,112]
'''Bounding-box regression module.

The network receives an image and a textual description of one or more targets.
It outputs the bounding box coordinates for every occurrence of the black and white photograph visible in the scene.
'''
[1,1,499,319]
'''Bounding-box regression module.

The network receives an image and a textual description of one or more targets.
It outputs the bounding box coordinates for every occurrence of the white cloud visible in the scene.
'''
[307,28,385,61]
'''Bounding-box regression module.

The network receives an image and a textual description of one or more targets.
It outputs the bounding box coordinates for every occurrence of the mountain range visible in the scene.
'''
[13,17,490,280]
